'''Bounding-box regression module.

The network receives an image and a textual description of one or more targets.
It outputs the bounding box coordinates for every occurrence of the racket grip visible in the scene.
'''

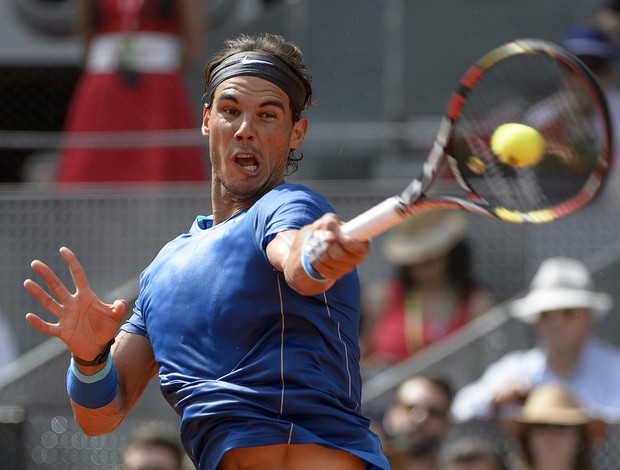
[340,196,407,241]
[303,197,407,274]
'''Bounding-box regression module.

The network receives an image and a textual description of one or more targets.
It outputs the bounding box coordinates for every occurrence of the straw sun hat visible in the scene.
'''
[510,257,612,324]
[381,211,467,265]
[506,383,607,445]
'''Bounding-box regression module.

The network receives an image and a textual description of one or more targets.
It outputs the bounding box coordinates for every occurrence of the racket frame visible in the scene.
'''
[341,39,612,241]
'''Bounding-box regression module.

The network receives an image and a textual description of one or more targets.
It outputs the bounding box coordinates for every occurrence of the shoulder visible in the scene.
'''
[245,184,333,246]
[259,183,331,207]
[587,337,620,360]
[253,184,333,226]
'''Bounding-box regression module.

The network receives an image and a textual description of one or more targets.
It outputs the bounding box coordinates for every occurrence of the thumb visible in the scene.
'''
[111,299,131,319]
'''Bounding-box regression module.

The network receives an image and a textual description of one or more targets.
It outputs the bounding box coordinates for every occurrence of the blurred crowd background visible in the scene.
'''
[3,0,620,469]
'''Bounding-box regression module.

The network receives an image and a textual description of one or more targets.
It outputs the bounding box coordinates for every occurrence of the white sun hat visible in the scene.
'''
[381,210,467,265]
[511,257,613,324]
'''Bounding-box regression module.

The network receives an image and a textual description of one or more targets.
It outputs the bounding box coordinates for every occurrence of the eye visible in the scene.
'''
[222,107,240,116]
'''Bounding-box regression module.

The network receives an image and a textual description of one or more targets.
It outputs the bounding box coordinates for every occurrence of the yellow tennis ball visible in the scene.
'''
[491,123,545,168]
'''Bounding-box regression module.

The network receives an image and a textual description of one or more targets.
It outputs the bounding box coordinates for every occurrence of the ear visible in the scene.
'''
[201,106,210,136]
[290,116,308,150]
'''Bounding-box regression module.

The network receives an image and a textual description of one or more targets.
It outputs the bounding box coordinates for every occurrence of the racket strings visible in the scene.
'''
[450,51,609,215]
[465,133,551,210]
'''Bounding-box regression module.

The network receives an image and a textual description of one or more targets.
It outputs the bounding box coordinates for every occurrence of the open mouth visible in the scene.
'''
[235,154,259,172]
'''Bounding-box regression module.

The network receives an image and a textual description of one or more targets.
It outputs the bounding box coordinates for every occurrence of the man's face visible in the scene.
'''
[535,308,594,353]
[527,423,582,466]
[203,75,307,202]
[383,378,452,457]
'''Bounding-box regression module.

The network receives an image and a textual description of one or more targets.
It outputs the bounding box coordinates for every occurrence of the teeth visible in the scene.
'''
[236,154,258,172]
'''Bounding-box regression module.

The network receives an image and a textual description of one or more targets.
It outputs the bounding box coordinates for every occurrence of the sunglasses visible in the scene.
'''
[400,402,449,419]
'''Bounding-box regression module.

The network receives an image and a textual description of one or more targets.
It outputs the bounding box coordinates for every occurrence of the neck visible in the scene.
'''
[417,277,452,290]
[210,178,284,225]
[546,343,585,378]
[410,286,460,322]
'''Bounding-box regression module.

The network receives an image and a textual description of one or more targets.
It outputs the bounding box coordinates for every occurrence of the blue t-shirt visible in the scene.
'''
[121,184,388,470]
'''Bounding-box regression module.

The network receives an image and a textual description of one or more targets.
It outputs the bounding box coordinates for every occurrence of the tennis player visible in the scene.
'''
[24,33,389,470]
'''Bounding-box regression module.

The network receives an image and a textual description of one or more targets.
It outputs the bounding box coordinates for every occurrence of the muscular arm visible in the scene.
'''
[266,213,369,296]
[451,351,534,422]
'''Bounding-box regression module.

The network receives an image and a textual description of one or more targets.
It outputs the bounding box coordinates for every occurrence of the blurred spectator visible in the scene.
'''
[56,0,207,184]
[560,24,620,194]
[592,0,620,47]
[562,25,620,126]
[451,257,620,423]
[121,421,186,470]
[361,211,496,372]
[438,437,507,470]
[381,375,454,470]
[563,26,620,145]
[504,383,607,470]
[521,25,616,192]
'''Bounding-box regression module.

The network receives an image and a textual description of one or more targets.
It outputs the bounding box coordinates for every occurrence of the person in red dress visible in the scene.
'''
[362,211,496,371]
[57,0,207,183]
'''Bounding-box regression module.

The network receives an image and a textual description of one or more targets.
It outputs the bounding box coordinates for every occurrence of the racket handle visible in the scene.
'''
[340,196,407,241]
[303,196,407,276]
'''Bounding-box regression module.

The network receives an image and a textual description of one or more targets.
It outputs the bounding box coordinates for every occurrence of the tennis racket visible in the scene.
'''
[303,38,612,271]
[325,38,610,237]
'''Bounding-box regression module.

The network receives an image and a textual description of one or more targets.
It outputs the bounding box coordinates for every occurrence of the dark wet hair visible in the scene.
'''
[202,33,313,175]
[203,33,313,120]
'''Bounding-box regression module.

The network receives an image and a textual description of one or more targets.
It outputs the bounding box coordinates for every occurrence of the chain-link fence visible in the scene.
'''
[0,183,619,468]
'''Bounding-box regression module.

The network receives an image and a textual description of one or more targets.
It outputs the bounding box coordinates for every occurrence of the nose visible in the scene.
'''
[234,115,255,141]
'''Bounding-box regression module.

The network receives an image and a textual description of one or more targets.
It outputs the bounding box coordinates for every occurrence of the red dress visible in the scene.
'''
[366,281,478,364]
[57,0,206,183]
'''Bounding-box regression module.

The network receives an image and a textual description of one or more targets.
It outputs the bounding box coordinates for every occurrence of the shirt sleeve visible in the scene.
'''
[451,349,540,422]
[254,185,332,250]
[120,296,148,337]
